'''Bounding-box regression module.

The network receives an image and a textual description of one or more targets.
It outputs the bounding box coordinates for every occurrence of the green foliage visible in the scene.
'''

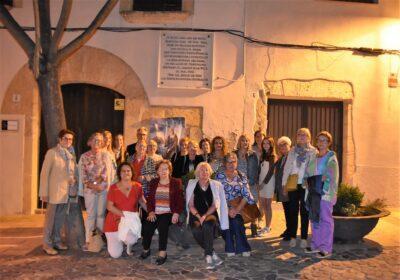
[333,183,387,216]
[333,183,364,216]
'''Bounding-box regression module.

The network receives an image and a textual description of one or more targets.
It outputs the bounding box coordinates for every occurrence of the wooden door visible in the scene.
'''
[267,99,343,175]
[38,83,125,207]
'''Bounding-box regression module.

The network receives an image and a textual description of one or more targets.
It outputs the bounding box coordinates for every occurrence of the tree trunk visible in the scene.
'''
[37,64,66,148]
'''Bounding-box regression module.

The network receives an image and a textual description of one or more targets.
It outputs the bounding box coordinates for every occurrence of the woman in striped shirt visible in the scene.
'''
[140,160,184,265]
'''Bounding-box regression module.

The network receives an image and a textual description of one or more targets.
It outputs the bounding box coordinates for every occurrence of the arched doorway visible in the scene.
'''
[39,84,125,163]
[38,83,125,208]
[1,46,147,214]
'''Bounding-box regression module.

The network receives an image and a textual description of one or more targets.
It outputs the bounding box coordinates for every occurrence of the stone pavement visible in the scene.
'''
[1,204,399,280]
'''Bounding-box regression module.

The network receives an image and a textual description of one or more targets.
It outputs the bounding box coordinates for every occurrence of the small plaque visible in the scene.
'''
[158,31,214,89]
[114,99,125,111]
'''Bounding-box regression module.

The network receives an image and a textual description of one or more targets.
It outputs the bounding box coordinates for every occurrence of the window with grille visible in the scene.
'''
[332,0,378,3]
[133,0,182,11]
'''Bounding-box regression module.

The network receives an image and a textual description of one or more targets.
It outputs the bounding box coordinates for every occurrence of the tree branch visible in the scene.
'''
[37,0,52,57]
[52,0,72,51]
[58,0,118,63]
[0,4,35,57]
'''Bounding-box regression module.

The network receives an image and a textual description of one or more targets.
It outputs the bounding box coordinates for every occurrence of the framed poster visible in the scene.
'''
[149,117,186,156]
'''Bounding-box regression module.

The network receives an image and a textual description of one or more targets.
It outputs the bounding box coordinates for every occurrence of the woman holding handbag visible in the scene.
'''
[234,134,259,237]
[282,128,317,248]
[215,153,256,257]
[274,136,292,240]
[186,162,228,269]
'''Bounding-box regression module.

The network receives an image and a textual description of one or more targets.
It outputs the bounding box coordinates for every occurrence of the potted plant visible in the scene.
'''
[332,183,390,243]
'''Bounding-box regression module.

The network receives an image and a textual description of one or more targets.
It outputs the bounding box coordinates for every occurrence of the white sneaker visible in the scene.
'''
[304,247,319,254]
[126,244,133,256]
[205,255,215,269]
[258,226,271,235]
[242,251,251,257]
[300,239,308,249]
[212,252,223,265]
[289,238,297,248]
[226,252,235,258]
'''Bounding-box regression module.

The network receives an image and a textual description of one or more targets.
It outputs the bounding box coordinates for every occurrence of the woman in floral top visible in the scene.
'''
[78,132,113,249]
[215,153,255,257]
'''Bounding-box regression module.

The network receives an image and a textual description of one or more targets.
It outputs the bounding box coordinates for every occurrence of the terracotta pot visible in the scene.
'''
[333,209,390,243]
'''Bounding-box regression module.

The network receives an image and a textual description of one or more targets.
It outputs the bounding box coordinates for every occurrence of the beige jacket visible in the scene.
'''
[39,146,78,204]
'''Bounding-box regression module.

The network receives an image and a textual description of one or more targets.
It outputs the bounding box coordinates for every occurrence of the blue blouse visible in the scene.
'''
[215,171,255,205]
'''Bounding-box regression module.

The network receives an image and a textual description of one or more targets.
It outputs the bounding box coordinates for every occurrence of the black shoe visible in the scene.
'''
[155,254,167,265]
[250,224,258,237]
[282,236,291,241]
[139,250,151,260]
[280,230,288,238]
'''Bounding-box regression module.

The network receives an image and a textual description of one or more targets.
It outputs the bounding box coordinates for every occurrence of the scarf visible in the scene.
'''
[294,144,313,167]
[56,144,77,197]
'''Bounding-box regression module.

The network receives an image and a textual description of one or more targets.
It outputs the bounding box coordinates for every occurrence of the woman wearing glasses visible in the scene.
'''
[39,129,79,255]
[215,153,255,257]
[78,132,113,250]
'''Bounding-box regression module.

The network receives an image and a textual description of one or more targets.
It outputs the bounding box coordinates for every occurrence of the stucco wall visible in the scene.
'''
[245,0,400,205]
[0,0,399,213]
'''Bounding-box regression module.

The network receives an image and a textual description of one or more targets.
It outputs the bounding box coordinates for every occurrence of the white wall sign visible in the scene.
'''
[158,31,214,89]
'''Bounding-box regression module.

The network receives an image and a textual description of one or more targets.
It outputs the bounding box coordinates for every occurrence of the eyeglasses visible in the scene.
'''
[227,160,237,163]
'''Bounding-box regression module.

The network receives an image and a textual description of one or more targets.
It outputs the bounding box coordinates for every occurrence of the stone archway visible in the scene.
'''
[1,46,147,214]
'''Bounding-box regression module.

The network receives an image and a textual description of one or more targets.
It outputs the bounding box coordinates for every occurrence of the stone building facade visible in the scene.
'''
[0,0,399,215]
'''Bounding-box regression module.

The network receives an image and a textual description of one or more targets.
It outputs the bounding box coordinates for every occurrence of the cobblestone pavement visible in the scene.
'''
[1,227,399,280]
[1,207,399,280]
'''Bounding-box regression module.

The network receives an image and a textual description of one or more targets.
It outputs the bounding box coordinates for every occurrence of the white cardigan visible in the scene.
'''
[186,179,229,230]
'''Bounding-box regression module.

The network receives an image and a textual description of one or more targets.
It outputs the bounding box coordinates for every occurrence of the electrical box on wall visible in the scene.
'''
[388,73,398,88]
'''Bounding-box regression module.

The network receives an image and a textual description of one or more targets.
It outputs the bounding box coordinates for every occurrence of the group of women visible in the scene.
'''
[39,126,339,268]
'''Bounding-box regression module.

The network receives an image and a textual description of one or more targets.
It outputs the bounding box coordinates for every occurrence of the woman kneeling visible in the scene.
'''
[186,162,229,269]
[104,162,145,258]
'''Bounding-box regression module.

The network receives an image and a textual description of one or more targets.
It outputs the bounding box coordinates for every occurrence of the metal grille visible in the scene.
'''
[267,99,343,174]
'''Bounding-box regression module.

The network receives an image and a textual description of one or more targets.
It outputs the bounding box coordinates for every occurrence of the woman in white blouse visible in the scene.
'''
[258,136,277,235]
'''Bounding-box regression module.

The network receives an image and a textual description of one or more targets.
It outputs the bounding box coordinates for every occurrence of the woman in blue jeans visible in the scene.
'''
[215,153,255,257]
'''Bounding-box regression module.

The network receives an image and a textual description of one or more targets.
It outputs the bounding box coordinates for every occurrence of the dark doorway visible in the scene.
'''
[267,99,343,176]
[38,83,125,207]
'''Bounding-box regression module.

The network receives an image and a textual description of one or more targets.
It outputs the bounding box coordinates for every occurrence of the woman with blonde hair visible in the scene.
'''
[78,132,113,250]
[210,136,227,173]
[147,139,163,164]
[112,134,128,166]
[102,130,117,183]
[186,162,228,269]
[282,128,317,248]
